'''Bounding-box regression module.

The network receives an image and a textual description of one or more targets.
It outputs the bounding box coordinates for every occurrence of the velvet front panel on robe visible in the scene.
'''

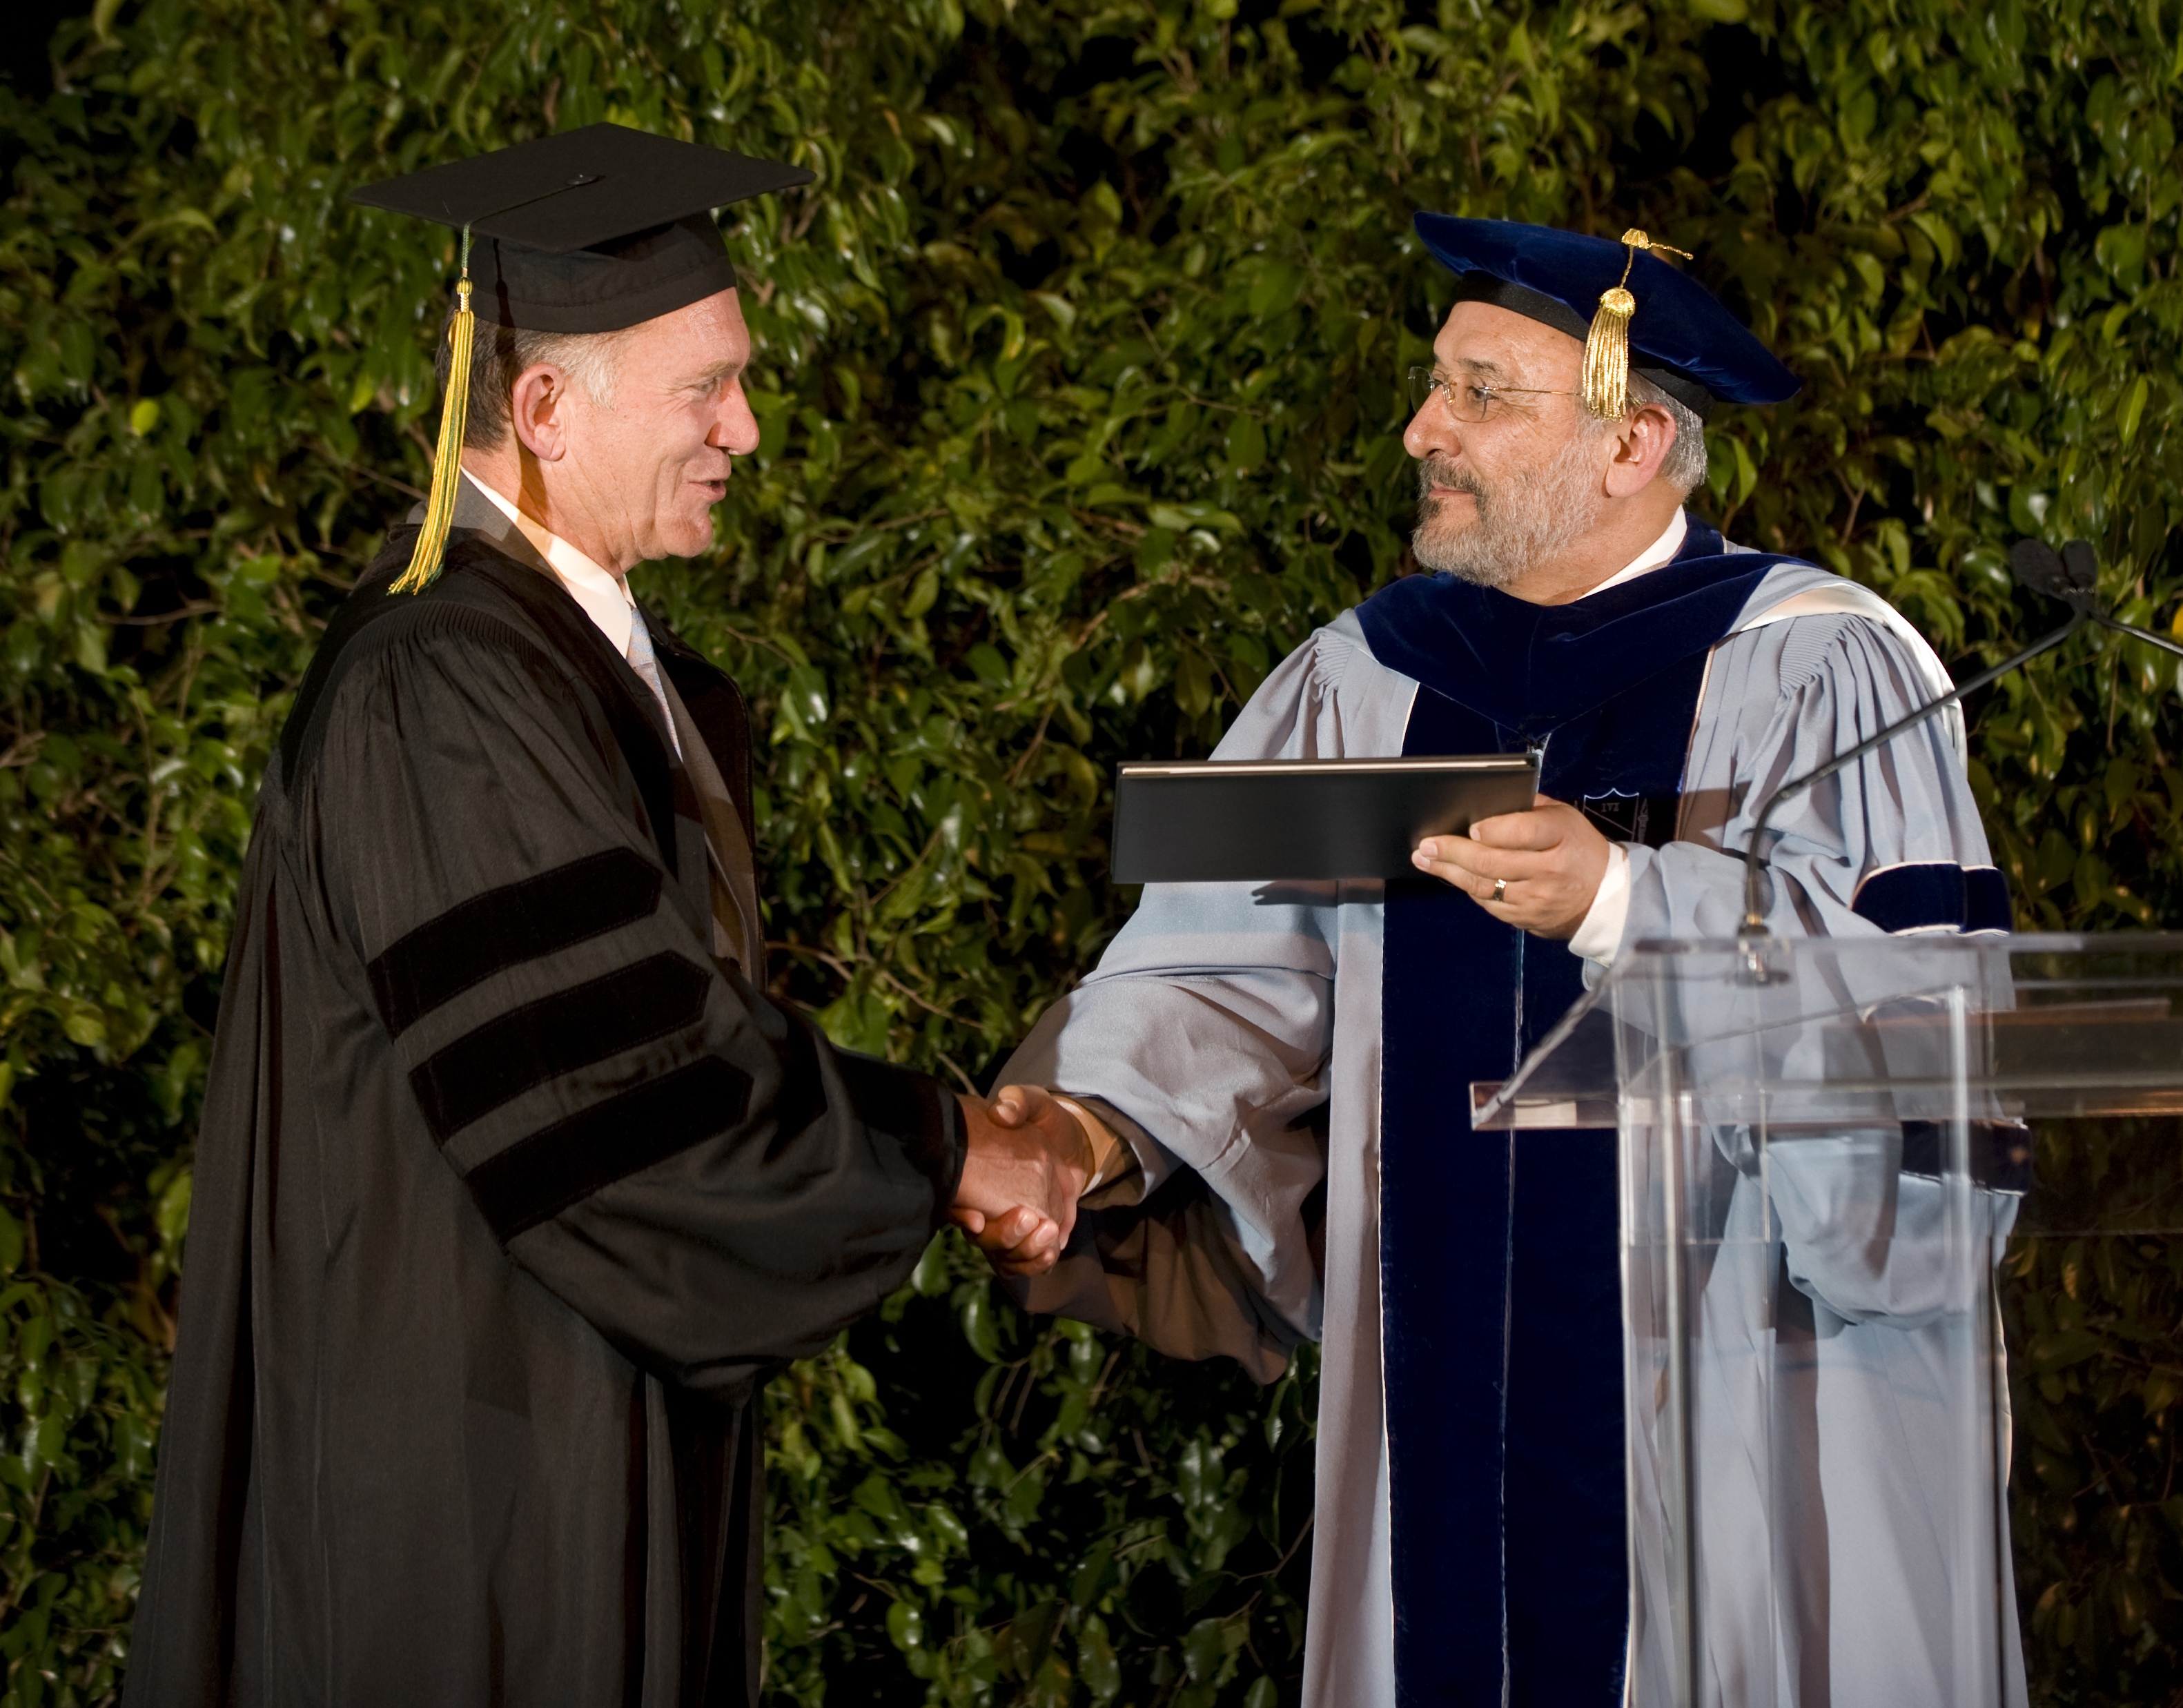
[1369,530,1783,1705]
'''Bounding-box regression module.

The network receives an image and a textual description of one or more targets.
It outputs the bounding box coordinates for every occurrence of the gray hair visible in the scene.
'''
[433,307,625,451]
[1618,372,1708,495]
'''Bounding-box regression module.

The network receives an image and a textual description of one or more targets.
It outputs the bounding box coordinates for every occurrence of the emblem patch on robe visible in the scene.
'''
[1578,790,1679,847]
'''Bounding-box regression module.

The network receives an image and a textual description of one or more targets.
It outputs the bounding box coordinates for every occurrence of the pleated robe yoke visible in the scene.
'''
[434,477,763,974]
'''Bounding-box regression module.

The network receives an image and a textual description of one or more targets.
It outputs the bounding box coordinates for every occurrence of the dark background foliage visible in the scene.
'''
[1,0,2180,1701]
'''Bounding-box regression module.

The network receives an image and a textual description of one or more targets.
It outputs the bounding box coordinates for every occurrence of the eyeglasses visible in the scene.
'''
[1406,366,1579,423]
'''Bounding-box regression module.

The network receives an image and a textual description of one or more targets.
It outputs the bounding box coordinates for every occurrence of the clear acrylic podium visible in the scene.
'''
[1472,933,2183,1707]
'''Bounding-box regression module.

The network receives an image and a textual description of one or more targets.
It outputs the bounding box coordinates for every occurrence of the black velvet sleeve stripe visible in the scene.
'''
[466,1058,754,1244]
[1850,862,2013,935]
[1966,866,2012,932]
[1899,1118,2033,1191]
[368,847,663,1039]
[408,952,712,1141]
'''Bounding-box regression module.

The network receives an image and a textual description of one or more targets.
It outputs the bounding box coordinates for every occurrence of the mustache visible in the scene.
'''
[1418,455,1484,501]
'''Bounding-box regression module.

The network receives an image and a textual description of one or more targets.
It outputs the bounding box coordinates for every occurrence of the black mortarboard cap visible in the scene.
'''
[351,125,814,595]
[1413,215,1801,418]
[351,122,815,333]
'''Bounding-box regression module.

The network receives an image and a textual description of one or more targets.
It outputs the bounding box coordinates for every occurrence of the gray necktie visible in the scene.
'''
[672,707,762,971]
[623,605,681,758]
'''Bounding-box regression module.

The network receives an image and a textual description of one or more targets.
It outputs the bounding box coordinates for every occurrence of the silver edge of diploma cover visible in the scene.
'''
[1112,755,1540,883]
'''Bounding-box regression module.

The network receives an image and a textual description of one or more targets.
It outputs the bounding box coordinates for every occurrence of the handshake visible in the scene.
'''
[948,1085,1095,1278]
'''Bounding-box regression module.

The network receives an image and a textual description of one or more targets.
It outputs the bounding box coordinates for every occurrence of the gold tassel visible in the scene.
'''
[1582,281,1638,420]
[1581,228,1692,420]
[391,237,476,596]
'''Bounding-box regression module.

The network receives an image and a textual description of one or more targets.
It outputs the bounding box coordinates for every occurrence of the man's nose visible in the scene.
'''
[712,389,762,458]
[1403,402,1462,462]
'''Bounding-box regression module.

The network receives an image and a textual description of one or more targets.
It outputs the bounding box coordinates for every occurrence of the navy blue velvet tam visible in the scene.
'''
[1413,215,1800,418]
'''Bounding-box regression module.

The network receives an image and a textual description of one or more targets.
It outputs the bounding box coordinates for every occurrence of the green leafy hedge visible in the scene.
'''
[2,0,2180,1701]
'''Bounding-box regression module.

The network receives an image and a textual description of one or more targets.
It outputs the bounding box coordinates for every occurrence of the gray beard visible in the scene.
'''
[1409,436,1603,589]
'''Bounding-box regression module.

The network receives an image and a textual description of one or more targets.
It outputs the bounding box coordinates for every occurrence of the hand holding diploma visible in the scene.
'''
[1409,792,1612,939]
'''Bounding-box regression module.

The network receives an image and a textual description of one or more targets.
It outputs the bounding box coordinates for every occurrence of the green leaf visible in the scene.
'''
[2118,373,2150,447]
[960,1290,1002,1364]
[1182,1617,1228,1683]
[1248,261,1302,319]
[2095,222,2148,287]
[786,664,830,730]
[1077,1613,1122,1702]
[1225,415,1267,473]
[154,1170,192,1262]
[2028,1328,2110,1373]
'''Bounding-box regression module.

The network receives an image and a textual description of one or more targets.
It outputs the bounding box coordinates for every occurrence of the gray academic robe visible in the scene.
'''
[1000,532,2024,1705]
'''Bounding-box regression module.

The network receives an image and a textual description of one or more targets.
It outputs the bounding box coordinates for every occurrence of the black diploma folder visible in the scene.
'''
[1111,754,1540,883]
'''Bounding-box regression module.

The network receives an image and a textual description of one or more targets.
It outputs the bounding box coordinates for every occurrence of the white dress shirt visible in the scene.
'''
[463,469,635,652]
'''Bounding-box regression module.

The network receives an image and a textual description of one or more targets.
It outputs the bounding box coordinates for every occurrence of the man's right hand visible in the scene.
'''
[950,1090,1093,1278]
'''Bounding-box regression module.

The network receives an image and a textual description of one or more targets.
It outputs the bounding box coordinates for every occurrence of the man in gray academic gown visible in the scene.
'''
[973,220,2022,1705]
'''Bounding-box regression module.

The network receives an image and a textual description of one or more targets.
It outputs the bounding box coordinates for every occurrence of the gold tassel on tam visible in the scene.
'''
[1581,228,1693,420]
[391,229,478,596]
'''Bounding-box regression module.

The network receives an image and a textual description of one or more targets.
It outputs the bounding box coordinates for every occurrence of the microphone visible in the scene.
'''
[1735,538,2183,945]
[2010,538,2183,660]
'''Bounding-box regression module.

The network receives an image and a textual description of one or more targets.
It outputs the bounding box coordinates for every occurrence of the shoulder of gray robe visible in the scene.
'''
[1000,614,1416,1380]
[1615,557,1995,956]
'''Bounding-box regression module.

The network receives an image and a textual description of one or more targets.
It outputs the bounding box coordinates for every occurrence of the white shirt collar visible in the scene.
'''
[462,468,635,656]
[1584,508,1689,598]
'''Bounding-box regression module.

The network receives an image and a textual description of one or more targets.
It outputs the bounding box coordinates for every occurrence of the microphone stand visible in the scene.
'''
[1734,538,2183,965]
[2087,607,2183,661]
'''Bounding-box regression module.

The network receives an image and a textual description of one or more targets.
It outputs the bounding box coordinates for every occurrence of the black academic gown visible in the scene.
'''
[124,515,963,1708]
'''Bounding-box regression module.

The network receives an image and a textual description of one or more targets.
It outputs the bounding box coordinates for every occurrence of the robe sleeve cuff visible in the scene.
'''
[1056,1093,1162,1207]
[1050,1095,1132,1197]
[1568,841,1632,965]
[831,1050,966,1224]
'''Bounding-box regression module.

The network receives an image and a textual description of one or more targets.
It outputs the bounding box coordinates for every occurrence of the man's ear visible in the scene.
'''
[1604,402,1678,498]
[508,363,571,463]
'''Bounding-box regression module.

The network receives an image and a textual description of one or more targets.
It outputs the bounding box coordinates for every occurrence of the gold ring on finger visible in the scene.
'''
[1491,876,1508,903]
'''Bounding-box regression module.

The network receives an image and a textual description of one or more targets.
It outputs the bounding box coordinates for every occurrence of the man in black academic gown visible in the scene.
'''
[125,126,1084,1708]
